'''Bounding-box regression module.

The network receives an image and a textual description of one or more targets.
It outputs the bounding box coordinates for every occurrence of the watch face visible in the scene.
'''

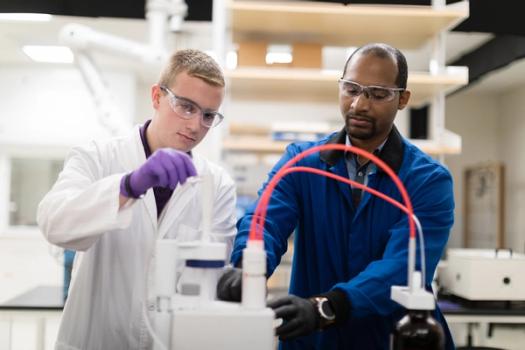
[319,299,336,320]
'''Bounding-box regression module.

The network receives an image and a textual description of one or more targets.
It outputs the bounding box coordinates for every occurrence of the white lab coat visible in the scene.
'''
[37,126,237,350]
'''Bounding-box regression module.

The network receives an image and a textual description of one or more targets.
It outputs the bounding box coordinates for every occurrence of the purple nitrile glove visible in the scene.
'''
[120,148,197,198]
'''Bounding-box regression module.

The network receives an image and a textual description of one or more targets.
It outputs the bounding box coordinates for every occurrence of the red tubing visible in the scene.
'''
[248,144,415,241]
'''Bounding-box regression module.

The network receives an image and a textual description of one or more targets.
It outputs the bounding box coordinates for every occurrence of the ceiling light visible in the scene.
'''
[0,13,52,22]
[22,45,74,64]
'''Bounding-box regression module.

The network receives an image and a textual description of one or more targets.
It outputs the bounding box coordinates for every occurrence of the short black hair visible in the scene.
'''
[342,43,408,89]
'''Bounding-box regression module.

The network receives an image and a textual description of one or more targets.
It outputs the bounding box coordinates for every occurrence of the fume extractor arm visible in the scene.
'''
[58,0,188,136]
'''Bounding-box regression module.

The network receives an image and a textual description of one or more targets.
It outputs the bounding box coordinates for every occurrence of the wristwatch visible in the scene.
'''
[310,296,336,329]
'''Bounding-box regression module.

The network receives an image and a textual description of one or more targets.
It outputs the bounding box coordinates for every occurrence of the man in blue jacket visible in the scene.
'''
[218,43,455,349]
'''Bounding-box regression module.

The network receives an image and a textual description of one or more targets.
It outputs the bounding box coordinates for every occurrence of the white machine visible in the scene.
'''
[151,175,275,350]
[439,248,525,301]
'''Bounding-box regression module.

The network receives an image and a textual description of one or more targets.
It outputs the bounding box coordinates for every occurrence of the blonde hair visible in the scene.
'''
[158,49,225,88]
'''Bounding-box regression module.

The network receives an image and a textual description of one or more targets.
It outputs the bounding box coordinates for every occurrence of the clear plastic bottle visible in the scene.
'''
[392,310,445,350]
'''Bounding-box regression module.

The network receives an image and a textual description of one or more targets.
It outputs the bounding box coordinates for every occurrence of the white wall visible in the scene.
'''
[135,82,154,125]
[0,64,138,303]
[498,85,525,252]
[445,85,525,253]
[0,65,136,148]
[444,91,500,248]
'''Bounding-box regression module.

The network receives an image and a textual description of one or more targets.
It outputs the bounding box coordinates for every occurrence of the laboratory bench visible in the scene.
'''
[0,285,63,350]
[439,296,525,348]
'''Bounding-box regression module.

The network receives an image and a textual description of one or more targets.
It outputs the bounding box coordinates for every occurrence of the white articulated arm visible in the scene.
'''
[73,51,130,136]
[59,23,167,65]
[58,0,188,136]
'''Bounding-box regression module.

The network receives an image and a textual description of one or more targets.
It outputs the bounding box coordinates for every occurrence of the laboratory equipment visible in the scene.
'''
[152,143,443,349]
[439,248,525,301]
[151,174,274,350]
[392,309,445,350]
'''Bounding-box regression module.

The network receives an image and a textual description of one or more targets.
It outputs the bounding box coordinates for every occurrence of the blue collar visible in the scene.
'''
[320,126,404,174]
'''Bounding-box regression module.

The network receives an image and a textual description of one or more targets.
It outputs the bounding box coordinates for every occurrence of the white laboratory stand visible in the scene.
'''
[152,174,275,350]
[152,239,275,350]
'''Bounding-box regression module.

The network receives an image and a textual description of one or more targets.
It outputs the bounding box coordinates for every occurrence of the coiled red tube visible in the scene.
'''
[248,144,415,241]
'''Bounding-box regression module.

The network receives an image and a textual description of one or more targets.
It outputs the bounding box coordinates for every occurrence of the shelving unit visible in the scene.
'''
[226,67,468,108]
[220,0,470,156]
[216,0,470,293]
[223,132,461,156]
[230,0,468,49]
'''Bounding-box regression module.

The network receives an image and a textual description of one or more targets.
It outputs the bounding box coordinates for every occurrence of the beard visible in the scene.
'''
[345,114,376,140]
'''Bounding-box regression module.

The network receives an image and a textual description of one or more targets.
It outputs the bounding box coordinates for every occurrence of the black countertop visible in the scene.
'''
[439,296,525,316]
[0,286,64,310]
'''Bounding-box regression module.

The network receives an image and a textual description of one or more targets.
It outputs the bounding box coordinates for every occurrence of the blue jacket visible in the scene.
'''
[231,127,455,350]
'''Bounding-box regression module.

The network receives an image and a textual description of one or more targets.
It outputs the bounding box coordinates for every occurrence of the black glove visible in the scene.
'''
[267,295,319,340]
[216,267,242,302]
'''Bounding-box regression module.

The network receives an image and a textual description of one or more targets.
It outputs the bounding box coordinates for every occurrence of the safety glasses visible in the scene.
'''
[160,85,224,128]
[338,79,405,103]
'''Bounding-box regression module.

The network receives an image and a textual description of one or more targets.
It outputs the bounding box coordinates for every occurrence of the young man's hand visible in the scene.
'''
[120,148,197,198]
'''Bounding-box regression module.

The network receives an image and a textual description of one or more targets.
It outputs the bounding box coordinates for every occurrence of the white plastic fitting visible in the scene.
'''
[391,271,435,310]
[242,240,267,309]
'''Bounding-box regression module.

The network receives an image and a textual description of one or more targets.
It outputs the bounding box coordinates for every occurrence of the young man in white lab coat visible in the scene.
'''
[37,49,237,350]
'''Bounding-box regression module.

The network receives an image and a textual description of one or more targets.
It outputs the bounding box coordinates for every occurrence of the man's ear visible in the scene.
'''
[151,84,161,109]
[398,90,411,110]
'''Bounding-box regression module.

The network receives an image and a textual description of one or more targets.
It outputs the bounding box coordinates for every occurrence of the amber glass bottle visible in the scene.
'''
[392,310,445,350]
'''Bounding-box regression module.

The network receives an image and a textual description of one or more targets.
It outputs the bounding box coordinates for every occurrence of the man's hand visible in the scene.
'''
[120,148,197,198]
[216,267,242,302]
[267,295,319,340]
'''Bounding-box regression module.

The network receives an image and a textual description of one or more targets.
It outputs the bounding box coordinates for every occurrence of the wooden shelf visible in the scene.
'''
[225,1,468,156]
[230,0,469,49]
[223,133,461,156]
[224,137,290,154]
[226,67,468,108]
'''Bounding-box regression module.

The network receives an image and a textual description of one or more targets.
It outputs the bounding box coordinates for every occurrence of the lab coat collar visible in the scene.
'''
[320,126,404,174]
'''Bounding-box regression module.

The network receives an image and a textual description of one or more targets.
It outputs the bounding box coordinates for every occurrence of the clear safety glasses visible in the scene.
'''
[338,79,405,103]
[160,86,224,128]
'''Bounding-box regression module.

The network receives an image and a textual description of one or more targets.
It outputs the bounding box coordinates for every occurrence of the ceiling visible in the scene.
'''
[0,14,215,83]
[0,0,524,95]
[2,0,523,35]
